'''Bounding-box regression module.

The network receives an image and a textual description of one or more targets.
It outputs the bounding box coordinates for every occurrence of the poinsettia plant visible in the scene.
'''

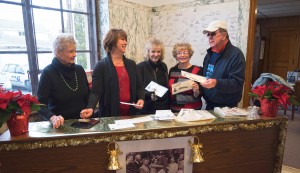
[249,81,299,109]
[0,87,40,128]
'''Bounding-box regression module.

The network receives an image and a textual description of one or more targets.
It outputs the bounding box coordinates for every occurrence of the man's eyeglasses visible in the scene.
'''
[206,31,217,37]
[177,51,189,55]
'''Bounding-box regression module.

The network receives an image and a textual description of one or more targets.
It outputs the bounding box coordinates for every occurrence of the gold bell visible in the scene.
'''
[189,136,205,163]
[107,141,122,170]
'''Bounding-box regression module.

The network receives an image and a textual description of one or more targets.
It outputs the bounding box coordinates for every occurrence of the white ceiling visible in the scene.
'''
[257,0,300,18]
[124,0,300,18]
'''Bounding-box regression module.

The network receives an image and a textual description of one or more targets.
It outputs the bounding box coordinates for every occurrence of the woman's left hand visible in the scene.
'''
[80,108,93,119]
[192,81,200,98]
[192,81,199,92]
[134,99,144,109]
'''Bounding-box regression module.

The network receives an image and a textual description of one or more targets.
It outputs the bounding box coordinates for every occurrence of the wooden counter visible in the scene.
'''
[0,114,287,173]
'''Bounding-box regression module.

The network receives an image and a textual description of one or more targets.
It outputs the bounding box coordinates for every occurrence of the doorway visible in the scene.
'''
[265,27,300,79]
[253,17,300,83]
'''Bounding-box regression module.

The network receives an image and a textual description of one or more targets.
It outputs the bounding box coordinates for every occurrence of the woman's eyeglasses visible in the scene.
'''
[177,51,189,55]
[206,31,217,37]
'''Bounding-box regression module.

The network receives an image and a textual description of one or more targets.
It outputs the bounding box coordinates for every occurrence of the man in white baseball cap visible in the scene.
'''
[201,20,246,110]
[203,20,228,34]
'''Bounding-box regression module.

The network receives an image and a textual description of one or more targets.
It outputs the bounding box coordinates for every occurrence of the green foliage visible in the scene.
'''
[74,1,87,69]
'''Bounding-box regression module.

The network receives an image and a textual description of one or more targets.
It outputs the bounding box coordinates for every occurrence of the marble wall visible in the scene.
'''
[99,0,152,62]
[98,0,250,68]
[151,0,250,69]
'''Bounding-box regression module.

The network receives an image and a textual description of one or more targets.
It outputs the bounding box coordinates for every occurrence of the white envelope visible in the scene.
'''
[176,109,216,122]
[181,71,206,84]
[145,81,168,97]
[171,80,193,95]
[154,110,175,120]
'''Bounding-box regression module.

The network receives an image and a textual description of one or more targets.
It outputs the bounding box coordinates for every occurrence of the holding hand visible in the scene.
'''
[134,99,144,109]
[80,108,93,119]
[201,78,217,89]
[50,115,64,129]
[192,81,200,98]
[192,82,199,92]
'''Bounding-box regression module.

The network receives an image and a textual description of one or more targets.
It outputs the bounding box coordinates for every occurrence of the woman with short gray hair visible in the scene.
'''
[38,33,90,128]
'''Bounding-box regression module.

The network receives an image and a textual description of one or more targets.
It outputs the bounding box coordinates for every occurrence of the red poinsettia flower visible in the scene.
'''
[0,87,40,128]
[251,85,267,97]
[249,81,298,109]
[16,93,40,115]
[0,92,10,109]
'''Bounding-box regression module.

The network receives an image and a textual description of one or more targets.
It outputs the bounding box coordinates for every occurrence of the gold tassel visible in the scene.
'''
[107,141,122,170]
[189,136,205,163]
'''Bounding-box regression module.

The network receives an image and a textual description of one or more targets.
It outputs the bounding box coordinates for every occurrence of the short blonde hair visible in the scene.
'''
[172,42,194,58]
[143,38,165,61]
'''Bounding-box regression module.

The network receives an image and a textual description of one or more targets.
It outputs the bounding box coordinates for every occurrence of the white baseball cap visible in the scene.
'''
[203,20,228,34]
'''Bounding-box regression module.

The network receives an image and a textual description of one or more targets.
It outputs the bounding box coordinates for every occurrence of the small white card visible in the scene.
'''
[114,116,153,124]
[120,102,142,107]
[171,80,193,95]
[181,71,206,84]
[108,123,135,130]
[154,110,175,120]
[145,81,168,97]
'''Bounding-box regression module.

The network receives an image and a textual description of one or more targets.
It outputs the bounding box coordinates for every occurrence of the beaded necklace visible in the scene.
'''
[60,72,78,91]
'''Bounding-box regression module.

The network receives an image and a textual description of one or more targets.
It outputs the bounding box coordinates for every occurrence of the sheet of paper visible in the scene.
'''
[175,109,215,122]
[108,123,135,130]
[227,107,248,115]
[214,107,248,117]
[120,102,142,107]
[114,116,153,124]
[154,110,175,120]
[145,81,168,97]
[171,80,193,95]
[181,71,206,84]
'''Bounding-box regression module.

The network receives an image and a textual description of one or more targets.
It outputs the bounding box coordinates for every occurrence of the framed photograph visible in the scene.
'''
[259,39,266,60]
[117,136,193,173]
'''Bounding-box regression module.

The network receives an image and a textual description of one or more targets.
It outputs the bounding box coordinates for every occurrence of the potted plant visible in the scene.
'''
[249,81,299,117]
[0,87,40,136]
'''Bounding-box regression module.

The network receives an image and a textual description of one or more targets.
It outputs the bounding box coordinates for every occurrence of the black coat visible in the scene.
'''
[37,58,89,120]
[87,54,144,117]
[137,60,169,114]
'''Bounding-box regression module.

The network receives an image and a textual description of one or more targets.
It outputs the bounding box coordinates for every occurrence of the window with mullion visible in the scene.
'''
[32,0,91,69]
[0,0,96,95]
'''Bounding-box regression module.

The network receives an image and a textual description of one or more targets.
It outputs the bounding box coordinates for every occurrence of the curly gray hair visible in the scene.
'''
[52,33,77,56]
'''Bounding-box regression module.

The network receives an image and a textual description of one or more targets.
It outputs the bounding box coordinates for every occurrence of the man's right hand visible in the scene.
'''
[201,78,217,89]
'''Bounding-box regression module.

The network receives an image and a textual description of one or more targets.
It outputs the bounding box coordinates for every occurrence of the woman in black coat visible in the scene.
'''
[80,29,144,117]
[137,38,170,114]
[37,34,90,128]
